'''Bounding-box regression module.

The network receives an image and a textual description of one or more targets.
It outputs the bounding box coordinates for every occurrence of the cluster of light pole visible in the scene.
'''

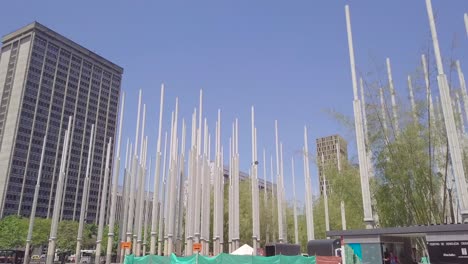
[22,4,468,264]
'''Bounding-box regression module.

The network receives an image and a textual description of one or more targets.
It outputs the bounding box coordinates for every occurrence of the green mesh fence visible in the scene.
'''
[124,254,317,264]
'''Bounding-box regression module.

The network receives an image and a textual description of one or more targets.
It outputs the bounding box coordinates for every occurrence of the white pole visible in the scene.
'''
[345,5,374,228]
[168,99,180,256]
[291,158,298,245]
[407,75,418,124]
[321,154,330,238]
[95,137,113,263]
[24,136,47,264]
[360,79,369,144]
[106,92,125,264]
[337,141,347,231]
[75,125,95,264]
[456,92,466,135]
[150,83,165,255]
[46,117,72,264]
[158,132,168,255]
[270,155,276,241]
[213,110,222,254]
[274,121,284,242]
[126,90,142,255]
[176,120,186,255]
[426,0,468,222]
[262,149,268,244]
[303,126,314,240]
[134,90,142,159]
[185,110,196,256]
[143,156,152,256]
[456,61,468,127]
[119,139,131,263]
[279,143,287,241]
[136,105,147,255]
[135,131,147,256]
[386,58,400,135]
[251,107,259,254]
[233,119,240,249]
[46,116,72,264]
[359,79,375,182]
[163,112,173,256]
[228,137,233,253]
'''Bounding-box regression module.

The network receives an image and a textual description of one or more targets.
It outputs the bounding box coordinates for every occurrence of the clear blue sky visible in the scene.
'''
[1,1,467,204]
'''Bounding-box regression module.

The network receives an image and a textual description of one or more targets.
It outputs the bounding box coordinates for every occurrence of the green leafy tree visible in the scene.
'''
[0,215,28,249]
[57,220,79,253]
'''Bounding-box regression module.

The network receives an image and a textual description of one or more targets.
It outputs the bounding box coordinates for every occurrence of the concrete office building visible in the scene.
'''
[0,22,123,222]
[316,134,348,195]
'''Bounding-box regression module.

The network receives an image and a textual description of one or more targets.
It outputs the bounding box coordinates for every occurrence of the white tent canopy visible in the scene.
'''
[231,244,254,255]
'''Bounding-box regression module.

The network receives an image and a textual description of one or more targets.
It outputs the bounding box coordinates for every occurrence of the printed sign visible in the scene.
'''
[427,241,468,263]
[121,242,132,249]
[193,243,202,252]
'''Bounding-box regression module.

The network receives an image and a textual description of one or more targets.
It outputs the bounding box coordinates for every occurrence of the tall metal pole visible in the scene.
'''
[106,92,125,263]
[345,5,374,228]
[24,136,47,264]
[185,110,196,256]
[125,90,142,255]
[150,84,165,255]
[213,111,222,255]
[193,92,203,250]
[456,61,468,127]
[228,137,233,253]
[291,158,298,245]
[360,79,375,180]
[337,140,347,231]
[135,105,147,256]
[279,143,287,241]
[321,154,330,238]
[233,119,240,250]
[426,0,468,222]
[270,155,276,242]
[168,99,179,256]
[95,137,113,263]
[274,121,284,242]
[46,117,72,264]
[119,140,131,263]
[142,156,152,256]
[251,107,260,254]
[200,119,210,255]
[75,125,95,264]
[158,132,168,255]
[136,138,148,256]
[263,149,268,244]
[386,58,400,136]
[303,126,314,240]
[176,120,186,255]
[455,93,466,136]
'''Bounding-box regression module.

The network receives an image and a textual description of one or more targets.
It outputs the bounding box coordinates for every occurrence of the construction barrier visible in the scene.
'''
[124,253,321,264]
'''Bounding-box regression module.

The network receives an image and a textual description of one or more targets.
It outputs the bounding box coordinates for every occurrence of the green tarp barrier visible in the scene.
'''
[124,254,317,264]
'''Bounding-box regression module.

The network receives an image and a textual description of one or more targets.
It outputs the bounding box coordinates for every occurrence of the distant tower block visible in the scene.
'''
[316,135,348,195]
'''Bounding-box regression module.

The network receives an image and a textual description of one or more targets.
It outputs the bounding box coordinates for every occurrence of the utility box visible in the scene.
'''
[265,243,301,256]
[307,239,341,256]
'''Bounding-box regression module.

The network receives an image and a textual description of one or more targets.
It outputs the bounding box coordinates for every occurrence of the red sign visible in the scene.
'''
[121,242,132,249]
[193,243,202,252]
